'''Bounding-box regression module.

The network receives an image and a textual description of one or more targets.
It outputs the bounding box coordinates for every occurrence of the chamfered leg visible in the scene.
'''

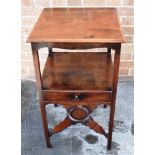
[107,45,121,150]
[31,43,52,148]
[40,103,52,148]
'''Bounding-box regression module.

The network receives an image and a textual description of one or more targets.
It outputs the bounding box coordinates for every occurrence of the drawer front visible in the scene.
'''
[43,91,112,105]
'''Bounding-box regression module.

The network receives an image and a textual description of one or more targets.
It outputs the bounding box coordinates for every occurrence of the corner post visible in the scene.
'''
[107,44,121,150]
[31,43,52,148]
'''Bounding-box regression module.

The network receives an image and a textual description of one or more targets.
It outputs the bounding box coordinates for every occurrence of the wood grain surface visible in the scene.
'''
[27,8,125,43]
[42,52,113,91]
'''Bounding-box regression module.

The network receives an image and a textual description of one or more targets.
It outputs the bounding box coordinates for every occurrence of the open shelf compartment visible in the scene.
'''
[42,52,113,92]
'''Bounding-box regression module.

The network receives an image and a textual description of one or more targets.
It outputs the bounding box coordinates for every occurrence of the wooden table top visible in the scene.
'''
[27,8,125,43]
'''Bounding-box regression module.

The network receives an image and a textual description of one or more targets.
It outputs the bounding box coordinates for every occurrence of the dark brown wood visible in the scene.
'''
[70,107,88,120]
[31,44,42,94]
[43,91,112,106]
[107,45,121,150]
[27,8,125,43]
[107,48,111,56]
[30,42,122,50]
[51,117,72,134]
[42,52,113,91]
[28,8,125,150]
[31,44,52,148]
[40,104,52,148]
[48,47,53,56]
[84,117,107,135]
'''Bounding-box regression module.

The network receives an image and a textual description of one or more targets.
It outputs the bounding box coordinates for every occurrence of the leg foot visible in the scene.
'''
[40,103,53,148]
[54,104,59,107]
[107,140,112,150]
[103,105,107,108]
[46,138,53,148]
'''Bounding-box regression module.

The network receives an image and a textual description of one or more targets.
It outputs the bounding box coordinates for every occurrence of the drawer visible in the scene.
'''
[43,91,112,105]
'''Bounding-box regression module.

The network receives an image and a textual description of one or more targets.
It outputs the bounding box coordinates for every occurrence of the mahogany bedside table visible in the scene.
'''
[27,8,125,150]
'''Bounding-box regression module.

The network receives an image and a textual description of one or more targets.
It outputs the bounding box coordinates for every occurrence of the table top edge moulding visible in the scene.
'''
[27,8,126,44]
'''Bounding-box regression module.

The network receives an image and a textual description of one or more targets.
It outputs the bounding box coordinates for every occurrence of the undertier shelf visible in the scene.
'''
[42,52,113,92]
